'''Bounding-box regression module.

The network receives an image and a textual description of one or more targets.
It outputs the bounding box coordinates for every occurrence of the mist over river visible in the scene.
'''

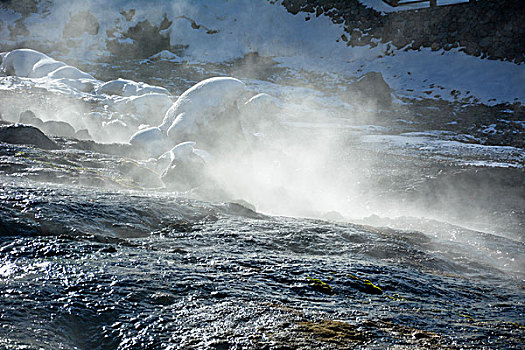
[0,0,524,349]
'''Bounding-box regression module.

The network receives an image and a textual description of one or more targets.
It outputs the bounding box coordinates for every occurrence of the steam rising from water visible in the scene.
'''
[1,0,522,274]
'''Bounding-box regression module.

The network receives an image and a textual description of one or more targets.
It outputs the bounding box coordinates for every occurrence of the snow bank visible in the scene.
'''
[1,1,523,104]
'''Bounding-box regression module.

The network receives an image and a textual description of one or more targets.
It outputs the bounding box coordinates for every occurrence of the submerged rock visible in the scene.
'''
[0,124,59,150]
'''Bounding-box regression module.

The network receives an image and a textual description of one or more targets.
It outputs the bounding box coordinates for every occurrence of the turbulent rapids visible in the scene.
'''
[1,0,524,349]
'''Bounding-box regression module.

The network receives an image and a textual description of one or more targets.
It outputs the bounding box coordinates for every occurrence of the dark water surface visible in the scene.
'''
[1,177,523,349]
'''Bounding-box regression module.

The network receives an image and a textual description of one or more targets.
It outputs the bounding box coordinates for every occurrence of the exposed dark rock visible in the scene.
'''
[161,156,207,191]
[62,10,99,38]
[120,9,136,21]
[7,18,29,40]
[107,19,171,58]
[0,124,59,150]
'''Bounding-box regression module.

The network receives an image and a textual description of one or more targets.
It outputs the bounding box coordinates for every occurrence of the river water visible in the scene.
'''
[0,147,523,349]
[0,56,524,349]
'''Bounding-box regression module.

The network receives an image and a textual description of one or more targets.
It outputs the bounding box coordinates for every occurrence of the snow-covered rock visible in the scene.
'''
[56,78,96,93]
[129,126,168,157]
[47,65,95,80]
[75,129,92,140]
[159,77,247,133]
[0,49,97,90]
[29,58,66,78]
[166,112,196,144]
[0,49,51,77]
[148,50,184,63]
[111,93,173,124]
[0,48,179,144]
[96,78,169,97]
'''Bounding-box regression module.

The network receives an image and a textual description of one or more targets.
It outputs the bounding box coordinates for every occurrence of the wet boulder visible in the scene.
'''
[40,120,76,138]
[0,124,59,150]
[350,71,392,108]
[129,126,168,158]
[74,129,92,140]
[18,110,44,129]
[161,142,208,191]
[240,93,280,133]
